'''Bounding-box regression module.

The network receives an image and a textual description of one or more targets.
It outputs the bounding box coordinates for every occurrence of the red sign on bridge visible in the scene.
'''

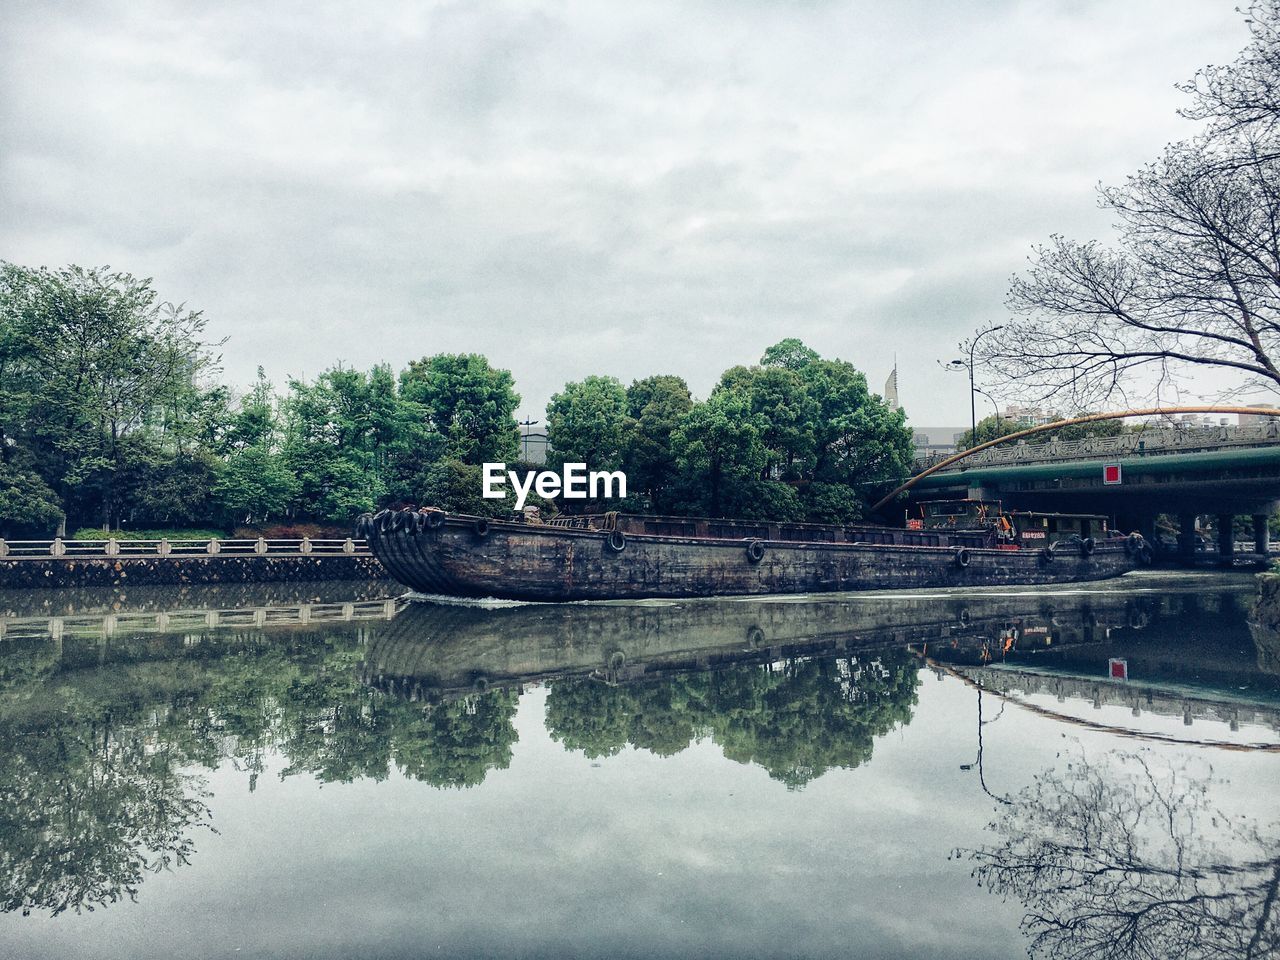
[1103,463,1122,485]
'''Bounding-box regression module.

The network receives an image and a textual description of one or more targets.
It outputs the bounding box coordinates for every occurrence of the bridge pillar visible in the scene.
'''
[1177,513,1198,563]
[1254,514,1271,556]
[1217,514,1236,558]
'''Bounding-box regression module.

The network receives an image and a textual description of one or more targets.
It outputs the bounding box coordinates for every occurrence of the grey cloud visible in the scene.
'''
[0,0,1248,420]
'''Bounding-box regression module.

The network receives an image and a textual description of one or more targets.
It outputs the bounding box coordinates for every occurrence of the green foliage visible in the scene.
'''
[0,265,912,527]
[548,649,921,788]
[546,375,628,470]
[70,527,227,541]
[399,354,520,464]
[802,482,865,523]
[958,414,1125,451]
[957,415,1022,451]
[671,391,770,516]
[419,459,516,516]
[623,375,692,510]
[657,340,913,520]
[0,263,218,530]
[214,445,299,525]
[760,338,821,371]
[0,459,63,535]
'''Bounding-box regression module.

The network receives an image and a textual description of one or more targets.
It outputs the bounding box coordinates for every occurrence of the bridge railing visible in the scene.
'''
[0,537,371,560]
[916,421,1280,472]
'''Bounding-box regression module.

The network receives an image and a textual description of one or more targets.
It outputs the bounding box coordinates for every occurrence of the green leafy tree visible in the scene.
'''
[399,354,519,465]
[213,372,297,524]
[546,374,629,472]
[671,392,771,517]
[761,338,821,371]
[0,263,219,531]
[547,650,920,788]
[623,375,693,510]
[0,458,63,536]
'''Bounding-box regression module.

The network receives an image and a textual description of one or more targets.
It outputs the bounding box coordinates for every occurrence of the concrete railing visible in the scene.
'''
[0,537,371,560]
[0,596,405,643]
[916,422,1280,472]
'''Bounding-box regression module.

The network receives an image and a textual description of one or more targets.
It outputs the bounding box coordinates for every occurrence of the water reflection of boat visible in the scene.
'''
[359,589,1169,703]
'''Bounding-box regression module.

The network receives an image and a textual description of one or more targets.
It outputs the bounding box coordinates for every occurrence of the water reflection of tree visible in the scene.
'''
[546,650,920,788]
[0,631,521,916]
[0,697,214,917]
[961,749,1280,959]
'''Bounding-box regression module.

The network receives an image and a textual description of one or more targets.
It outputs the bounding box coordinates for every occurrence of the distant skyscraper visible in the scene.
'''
[884,361,900,410]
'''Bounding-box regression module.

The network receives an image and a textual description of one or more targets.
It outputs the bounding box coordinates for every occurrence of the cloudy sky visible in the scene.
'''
[0,0,1251,425]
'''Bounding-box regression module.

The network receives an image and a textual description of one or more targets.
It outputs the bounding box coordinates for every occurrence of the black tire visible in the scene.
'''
[1040,547,1054,564]
[746,625,766,647]
[377,509,395,533]
[411,510,427,533]
[425,509,446,529]
[473,517,490,538]
[1126,532,1143,555]
[608,650,626,672]
[1138,544,1154,566]
[392,509,414,532]
[954,547,971,568]
[746,539,766,563]
[1081,537,1096,557]
[607,529,626,552]
[355,514,373,539]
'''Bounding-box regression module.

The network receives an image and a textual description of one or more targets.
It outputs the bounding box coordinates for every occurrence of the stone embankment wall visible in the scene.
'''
[0,555,388,589]
[1252,572,1280,675]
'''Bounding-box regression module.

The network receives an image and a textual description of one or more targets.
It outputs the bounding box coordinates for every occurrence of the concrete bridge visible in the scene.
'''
[907,422,1280,560]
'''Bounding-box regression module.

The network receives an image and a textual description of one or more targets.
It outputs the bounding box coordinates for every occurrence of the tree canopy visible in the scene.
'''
[976,1,1280,410]
[0,262,909,532]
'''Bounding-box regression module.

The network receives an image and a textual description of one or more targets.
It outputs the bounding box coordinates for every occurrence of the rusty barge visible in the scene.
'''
[358,502,1149,602]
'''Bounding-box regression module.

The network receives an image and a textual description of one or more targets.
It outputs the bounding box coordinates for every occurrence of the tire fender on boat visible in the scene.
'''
[606,529,626,552]
[425,509,446,530]
[473,517,491,538]
[1040,547,1054,564]
[392,509,414,532]
[746,539,766,563]
[1081,537,1096,557]
[953,547,971,568]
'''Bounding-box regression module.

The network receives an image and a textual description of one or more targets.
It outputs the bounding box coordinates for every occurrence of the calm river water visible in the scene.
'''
[0,571,1277,959]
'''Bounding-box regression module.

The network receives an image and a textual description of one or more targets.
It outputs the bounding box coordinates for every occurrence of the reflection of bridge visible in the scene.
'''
[909,423,1280,559]
[955,664,1280,739]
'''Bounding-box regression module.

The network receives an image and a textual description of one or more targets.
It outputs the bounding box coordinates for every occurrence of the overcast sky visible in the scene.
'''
[0,0,1251,425]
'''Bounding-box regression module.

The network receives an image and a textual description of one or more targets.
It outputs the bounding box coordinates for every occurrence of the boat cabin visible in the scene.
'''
[1007,511,1109,547]
[908,500,1111,547]
[908,499,1002,532]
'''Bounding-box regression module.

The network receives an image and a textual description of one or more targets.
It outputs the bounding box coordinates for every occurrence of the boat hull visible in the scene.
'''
[365,512,1142,601]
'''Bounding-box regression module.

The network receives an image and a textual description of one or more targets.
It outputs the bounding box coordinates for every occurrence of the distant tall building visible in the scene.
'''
[884,362,900,410]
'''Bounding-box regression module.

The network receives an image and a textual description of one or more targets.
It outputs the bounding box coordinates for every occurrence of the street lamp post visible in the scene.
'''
[946,324,1005,443]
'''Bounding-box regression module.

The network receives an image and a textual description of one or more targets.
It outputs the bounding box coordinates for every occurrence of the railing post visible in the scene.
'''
[300,536,312,555]
[207,538,221,555]
[105,538,120,556]
[51,538,66,558]
[158,538,171,557]
[343,538,355,554]
[255,537,267,555]
[0,539,7,558]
